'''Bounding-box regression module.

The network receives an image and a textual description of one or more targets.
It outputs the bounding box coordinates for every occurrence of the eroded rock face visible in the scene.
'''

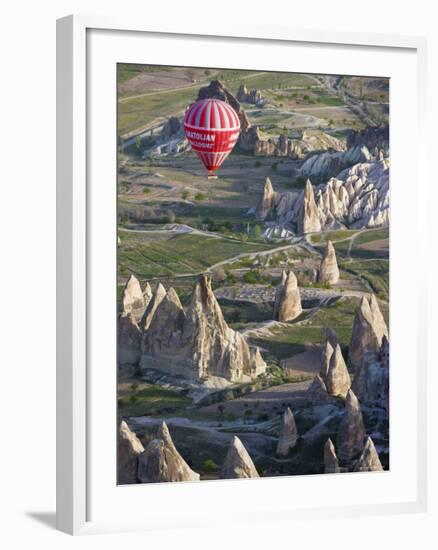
[253,159,389,234]
[324,438,340,474]
[141,274,266,382]
[306,374,331,405]
[118,312,142,366]
[137,422,200,483]
[122,274,145,321]
[353,437,383,472]
[320,341,334,382]
[145,287,185,355]
[336,390,366,462]
[319,240,339,285]
[346,126,389,155]
[349,295,388,372]
[140,283,167,331]
[143,282,153,306]
[276,408,298,457]
[273,270,302,321]
[220,436,259,479]
[299,145,371,180]
[326,344,351,398]
[255,177,276,220]
[352,336,389,411]
[118,421,144,484]
[297,179,322,234]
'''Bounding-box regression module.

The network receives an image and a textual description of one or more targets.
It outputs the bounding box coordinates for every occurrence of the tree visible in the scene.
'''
[253,225,262,238]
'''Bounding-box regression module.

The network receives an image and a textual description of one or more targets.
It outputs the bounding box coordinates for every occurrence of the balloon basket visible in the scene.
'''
[207,173,218,180]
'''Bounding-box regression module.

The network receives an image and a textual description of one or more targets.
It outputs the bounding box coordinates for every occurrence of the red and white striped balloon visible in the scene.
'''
[184,98,241,176]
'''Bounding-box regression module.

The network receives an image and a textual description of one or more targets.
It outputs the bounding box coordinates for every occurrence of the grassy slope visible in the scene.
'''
[118,231,274,279]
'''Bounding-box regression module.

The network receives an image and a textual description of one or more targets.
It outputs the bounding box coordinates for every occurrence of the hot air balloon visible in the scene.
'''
[184,98,241,178]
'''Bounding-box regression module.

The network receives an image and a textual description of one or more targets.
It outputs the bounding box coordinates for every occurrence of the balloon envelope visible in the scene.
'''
[184,98,240,174]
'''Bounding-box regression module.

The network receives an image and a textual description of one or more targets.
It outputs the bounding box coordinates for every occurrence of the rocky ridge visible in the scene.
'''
[138,274,267,383]
[254,158,389,233]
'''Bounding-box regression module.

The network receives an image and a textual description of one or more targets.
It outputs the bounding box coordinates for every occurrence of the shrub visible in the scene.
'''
[243,271,258,284]
[143,187,151,194]
[203,459,218,472]
[254,160,261,168]
[194,192,206,201]
[181,191,189,200]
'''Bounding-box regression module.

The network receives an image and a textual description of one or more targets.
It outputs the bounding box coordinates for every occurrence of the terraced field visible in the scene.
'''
[118,231,275,280]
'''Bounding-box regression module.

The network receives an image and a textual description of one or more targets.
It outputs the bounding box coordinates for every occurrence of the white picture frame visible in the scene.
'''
[56,15,428,535]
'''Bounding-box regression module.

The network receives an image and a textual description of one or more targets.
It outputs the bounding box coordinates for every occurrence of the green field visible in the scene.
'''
[118,383,192,417]
[118,231,274,280]
[118,67,320,136]
[342,259,389,301]
[248,296,364,361]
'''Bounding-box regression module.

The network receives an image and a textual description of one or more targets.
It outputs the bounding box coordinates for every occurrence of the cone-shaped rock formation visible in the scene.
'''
[137,422,200,483]
[118,421,144,484]
[122,274,145,321]
[118,312,142,366]
[320,340,334,381]
[220,436,259,479]
[255,177,276,220]
[352,336,389,410]
[319,240,340,284]
[353,437,383,472]
[324,438,340,474]
[141,274,266,382]
[276,407,298,457]
[273,270,302,322]
[336,390,366,462]
[297,179,322,234]
[349,295,388,371]
[326,344,351,398]
[140,282,167,331]
[306,374,330,405]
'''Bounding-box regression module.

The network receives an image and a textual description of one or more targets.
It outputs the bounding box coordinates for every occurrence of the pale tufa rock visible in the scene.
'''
[336,389,366,462]
[220,436,259,479]
[118,421,144,484]
[324,438,340,474]
[306,374,331,405]
[255,177,276,220]
[276,407,298,457]
[273,270,302,322]
[118,312,142,366]
[141,274,267,382]
[122,274,145,321]
[349,295,388,372]
[140,282,167,331]
[319,240,340,284]
[325,344,351,398]
[353,436,384,472]
[137,422,200,483]
[297,179,322,234]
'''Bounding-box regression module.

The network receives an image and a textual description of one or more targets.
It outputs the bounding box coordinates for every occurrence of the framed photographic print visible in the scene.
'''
[56,15,427,535]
